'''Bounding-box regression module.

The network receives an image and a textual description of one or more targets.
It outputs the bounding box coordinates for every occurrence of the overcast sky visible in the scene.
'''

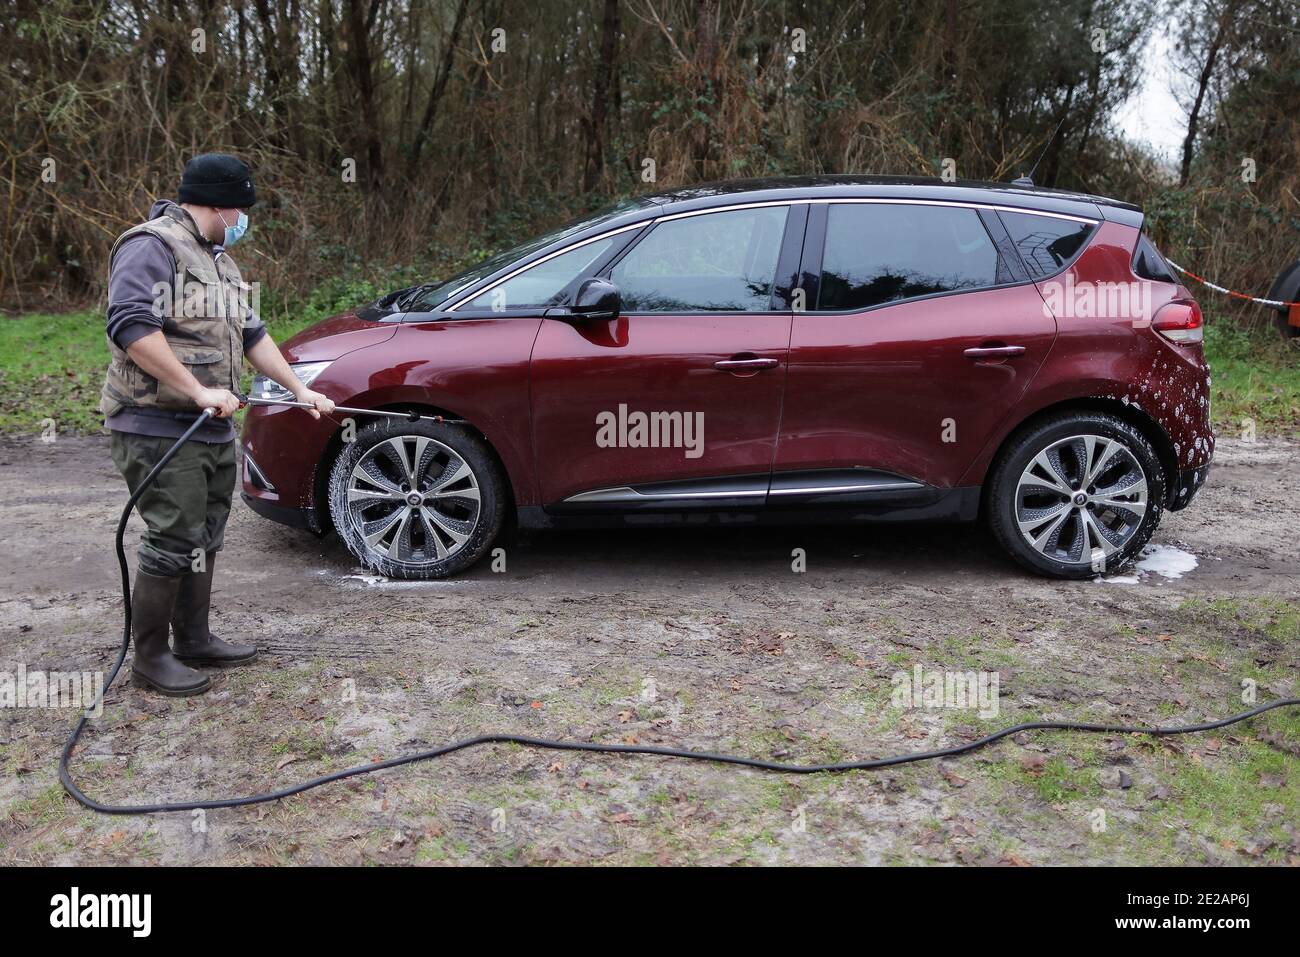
[1114,19,1186,167]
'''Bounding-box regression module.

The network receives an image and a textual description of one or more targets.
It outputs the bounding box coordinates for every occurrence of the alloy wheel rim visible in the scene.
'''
[1015,434,1147,566]
[345,436,481,564]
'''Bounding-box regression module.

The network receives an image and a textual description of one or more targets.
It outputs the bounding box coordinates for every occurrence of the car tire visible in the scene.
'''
[327,417,506,579]
[987,412,1166,579]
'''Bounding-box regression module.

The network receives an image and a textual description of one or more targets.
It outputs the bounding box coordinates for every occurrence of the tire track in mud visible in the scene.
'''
[258,634,406,660]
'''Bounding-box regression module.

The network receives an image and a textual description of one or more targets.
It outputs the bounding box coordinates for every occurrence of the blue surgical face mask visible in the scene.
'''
[218,210,249,247]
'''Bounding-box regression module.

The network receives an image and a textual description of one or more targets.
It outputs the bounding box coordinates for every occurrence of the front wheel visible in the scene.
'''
[327,418,506,579]
[987,413,1166,579]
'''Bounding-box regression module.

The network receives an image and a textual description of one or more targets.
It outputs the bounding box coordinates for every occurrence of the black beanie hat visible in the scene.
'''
[177,153,257,208]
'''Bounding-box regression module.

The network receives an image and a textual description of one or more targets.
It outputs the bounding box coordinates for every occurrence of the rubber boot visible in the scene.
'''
[171,552,257,665]
[131,570,211,696]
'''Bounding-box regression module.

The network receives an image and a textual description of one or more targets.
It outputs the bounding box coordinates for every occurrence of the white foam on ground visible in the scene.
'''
[338,573,472,588]
[1135,544,1198,579]
[1093,544,1198,584]
[342,574,390,586]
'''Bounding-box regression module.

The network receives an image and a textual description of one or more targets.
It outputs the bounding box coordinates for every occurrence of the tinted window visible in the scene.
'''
[462,237,616,310]
[1132,233,1177,283]
[999,211,1094,279]
[817,203,1001,311]
[611,206,789,312]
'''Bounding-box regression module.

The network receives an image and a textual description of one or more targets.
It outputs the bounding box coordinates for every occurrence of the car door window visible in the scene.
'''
[611,205,789,312]
[817,203,1004,311]
[998,211,1095,279]
[461,236,616,310]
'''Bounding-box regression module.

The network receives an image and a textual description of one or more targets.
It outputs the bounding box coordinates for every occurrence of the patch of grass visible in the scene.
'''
[0,311,106,434]
[986,749,1102,805]
[1178,596,1300,689]
[415,837,450,862]
[1203,320,1300,437]
[1180,595,1300,643]
[269,727,330,763]
[0,782,71,829]
[1109,731,1299,864]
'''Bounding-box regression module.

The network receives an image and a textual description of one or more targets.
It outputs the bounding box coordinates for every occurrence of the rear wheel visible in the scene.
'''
[328,418,505,579]
[987,413,1165,579]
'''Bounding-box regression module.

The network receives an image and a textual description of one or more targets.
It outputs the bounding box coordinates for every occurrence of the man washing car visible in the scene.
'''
[101,153,334,696]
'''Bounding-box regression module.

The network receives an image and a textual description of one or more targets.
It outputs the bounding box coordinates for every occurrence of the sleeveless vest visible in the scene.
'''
[100,205,247,417]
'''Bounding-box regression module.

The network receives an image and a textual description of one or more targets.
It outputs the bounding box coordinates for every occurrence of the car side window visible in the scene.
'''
[1131,233,1177,284]
[610,206,789,312]
[462,237,616,310]
[998,211,1095,279]
[817,203,1002,311]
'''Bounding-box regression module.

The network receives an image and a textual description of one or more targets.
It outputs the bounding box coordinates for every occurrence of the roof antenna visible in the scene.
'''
[1011,117,1066,187]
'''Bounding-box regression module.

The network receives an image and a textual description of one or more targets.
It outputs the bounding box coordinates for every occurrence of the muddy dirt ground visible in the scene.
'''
[2,434,1297,865]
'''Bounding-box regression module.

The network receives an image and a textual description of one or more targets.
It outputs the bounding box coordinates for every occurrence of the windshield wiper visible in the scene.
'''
[374,284,417,309]
[391,281,441,311]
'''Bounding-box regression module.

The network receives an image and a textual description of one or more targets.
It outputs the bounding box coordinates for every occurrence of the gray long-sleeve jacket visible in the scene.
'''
[105,199,268,442]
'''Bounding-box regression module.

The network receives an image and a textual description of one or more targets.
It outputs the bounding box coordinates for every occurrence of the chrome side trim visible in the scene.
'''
[662,197,1097,225]
[564,471,927,504]
[803,197,1098,224]
[768,481,923,496]
[563,485,767,504]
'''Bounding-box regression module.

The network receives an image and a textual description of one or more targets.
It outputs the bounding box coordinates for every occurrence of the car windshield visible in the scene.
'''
[399,197,651,312]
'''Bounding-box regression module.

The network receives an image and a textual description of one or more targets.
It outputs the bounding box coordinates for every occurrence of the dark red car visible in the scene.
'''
[241,175,1213,579]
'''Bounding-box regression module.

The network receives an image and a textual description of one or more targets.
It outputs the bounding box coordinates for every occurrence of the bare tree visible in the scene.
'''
[582,0,620,192]
[1174,0,1241,186]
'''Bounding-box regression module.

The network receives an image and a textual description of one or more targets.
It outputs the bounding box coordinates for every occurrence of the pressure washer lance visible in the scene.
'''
[241,394,466,423]
[58,406,1300,816]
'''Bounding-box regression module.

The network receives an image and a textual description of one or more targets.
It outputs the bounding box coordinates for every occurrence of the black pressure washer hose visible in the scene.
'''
[58,405,1300,816]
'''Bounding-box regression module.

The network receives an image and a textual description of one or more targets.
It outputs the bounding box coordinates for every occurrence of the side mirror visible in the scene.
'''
[569,278,621,321]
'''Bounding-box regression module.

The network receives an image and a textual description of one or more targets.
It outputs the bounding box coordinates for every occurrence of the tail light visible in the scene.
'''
[1152,300,1203,344]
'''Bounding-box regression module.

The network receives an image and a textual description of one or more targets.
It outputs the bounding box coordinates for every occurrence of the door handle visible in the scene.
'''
[714,357,779,372]
[963,345,1026,359]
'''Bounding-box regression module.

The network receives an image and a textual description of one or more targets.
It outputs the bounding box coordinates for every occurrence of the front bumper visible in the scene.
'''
[1169,462,1211,511]
[240,403,334,533]
[241,440,326,533]
[241,491,319,532]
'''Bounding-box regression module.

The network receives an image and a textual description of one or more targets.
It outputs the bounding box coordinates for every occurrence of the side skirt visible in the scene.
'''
[520,486,982,530]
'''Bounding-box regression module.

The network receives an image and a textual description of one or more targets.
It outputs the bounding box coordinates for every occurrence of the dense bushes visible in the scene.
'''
[1,0,1296,335]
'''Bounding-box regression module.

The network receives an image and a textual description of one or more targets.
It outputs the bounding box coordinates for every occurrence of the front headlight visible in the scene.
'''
[250,361,333,402]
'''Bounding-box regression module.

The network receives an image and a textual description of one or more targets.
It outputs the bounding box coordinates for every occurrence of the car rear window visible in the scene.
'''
[1131,233,1178,284]
[998,211,1095,279]
[816,203,1005,311]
